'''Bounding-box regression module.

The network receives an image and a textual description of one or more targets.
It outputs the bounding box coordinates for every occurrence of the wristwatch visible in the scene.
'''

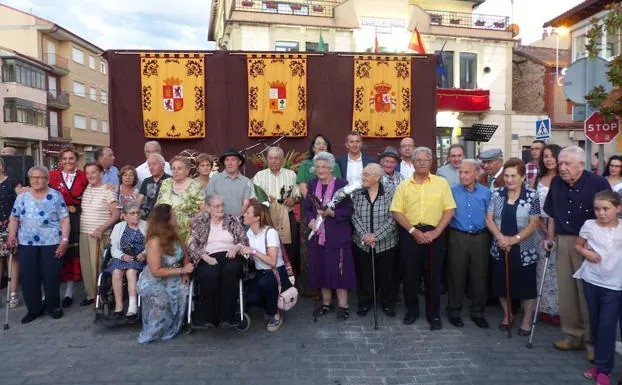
[61,238,69,243]
[515,234,521,241]
[408,227,415,235]
[251,249,257,256]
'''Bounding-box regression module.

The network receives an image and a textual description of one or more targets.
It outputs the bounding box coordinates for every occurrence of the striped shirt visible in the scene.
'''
[251,168,300,211]
[80,185,117,234]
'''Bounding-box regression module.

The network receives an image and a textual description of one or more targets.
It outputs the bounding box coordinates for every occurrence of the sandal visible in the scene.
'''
[314,304,334,317]
[336,307,350,321]
[9,293,18,308]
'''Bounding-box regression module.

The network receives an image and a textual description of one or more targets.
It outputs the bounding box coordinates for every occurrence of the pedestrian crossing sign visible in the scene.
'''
[535,118,551,140]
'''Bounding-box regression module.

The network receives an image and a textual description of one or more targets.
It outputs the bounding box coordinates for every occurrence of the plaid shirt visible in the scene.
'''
[351,184,398,253]
[526,162,538,185]
[382,171,404,191]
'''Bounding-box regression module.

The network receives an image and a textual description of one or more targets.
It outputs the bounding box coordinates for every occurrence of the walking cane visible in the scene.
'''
[94,239,101,304]
[3,247,15,330]
[370,245,379,330]
[504,248,512,339]
[527,241,554,349]
[312,235,318,322]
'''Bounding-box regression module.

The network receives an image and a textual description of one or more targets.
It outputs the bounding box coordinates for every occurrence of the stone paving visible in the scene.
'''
[0,285,619,385]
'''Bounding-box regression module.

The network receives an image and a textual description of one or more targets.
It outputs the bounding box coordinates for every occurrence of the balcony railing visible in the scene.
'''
[233,0,342,17]
[47,91,71,110]
[42,52,69,73]
[49,125,72,141]
[426,10,509,31]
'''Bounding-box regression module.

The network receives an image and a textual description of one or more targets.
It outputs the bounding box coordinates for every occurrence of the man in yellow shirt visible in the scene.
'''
[390,146,456,330]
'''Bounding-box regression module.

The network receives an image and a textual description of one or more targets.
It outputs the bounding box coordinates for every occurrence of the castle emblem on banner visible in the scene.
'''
[269,80,287,114]
[163,77,184,112]
[370,82,396,113]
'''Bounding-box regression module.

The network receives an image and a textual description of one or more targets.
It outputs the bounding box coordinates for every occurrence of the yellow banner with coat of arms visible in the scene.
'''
[140,53,206,139]
[352,56,412,138]
[247,54,307,137]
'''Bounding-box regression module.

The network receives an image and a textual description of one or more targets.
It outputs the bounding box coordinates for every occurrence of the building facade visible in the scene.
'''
[0,4,110,167]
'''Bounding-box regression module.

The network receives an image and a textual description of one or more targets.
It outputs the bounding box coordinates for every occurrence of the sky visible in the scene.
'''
[1,0,585,50]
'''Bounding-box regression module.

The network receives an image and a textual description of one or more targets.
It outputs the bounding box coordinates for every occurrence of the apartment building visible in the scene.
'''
[0,4,109,167]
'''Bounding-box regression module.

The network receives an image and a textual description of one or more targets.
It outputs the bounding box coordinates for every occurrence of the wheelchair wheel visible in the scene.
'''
[234,312,251,331]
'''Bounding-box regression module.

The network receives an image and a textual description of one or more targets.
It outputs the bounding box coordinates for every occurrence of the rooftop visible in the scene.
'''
[543,0,615,28]
[514,45,571,67]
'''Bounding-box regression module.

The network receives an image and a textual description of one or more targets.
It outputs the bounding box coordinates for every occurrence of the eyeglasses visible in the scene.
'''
[414,158,432,164]
[29,176,48,180]
[126,211,139,216]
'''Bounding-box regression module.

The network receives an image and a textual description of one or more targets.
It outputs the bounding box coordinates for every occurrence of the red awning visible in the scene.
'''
[436,88,490,112]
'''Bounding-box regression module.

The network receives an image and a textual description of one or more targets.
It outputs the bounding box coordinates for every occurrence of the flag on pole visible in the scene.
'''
[373,30,379,53]
[436,41,448,79]
[318,31,327,52]
[408,27,426,54]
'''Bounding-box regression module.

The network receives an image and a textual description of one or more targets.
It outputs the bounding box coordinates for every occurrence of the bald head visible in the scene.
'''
[399,138,415,160]
[0,147,17,155]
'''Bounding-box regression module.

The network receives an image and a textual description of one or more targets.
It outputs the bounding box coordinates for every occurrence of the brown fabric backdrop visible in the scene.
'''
[105,51,437,175]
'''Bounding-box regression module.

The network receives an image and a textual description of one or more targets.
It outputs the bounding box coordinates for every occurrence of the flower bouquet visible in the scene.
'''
[308,181,362,240]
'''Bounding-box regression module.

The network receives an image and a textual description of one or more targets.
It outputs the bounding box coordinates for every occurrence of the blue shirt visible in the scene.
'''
[543,171,610,235]
[102,165,120,185]
[450,182,491,232]
[11,188,69,246]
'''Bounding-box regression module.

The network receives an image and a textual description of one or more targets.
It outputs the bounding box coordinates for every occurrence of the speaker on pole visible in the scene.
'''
[0,155,34,186]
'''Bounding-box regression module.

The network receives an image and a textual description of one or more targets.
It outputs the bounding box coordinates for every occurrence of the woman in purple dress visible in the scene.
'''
[303,152,355,321]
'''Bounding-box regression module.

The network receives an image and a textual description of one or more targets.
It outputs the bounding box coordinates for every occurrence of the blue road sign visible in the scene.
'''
[536,118,551,140]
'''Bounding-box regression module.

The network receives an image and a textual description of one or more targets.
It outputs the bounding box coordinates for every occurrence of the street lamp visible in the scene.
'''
[554,26,569,83]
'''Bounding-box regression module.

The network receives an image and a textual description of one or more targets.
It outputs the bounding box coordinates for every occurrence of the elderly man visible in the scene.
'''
[478,148,505,190]
[379,146,404,190]
[446,159,491,329]
[336,131,375,185]
[0,146,17,155]
[136,153,171,219]
[206,148,251,217]
[437,144,465,187]
[95,147,119,186]
[397,137,415,179]
[251,146,301,275]
[544,146,610,359]
[526,140,545,186]
[352,163,398,317]
[136,141,172,188]
[390,147,456,330]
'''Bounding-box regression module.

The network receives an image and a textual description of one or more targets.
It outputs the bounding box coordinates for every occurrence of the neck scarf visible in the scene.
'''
[314,177,336,246]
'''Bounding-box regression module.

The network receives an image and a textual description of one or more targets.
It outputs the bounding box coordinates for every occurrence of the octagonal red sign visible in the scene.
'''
[584,112,620,144]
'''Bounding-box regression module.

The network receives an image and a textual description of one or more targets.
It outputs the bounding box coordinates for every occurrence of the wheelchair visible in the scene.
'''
[94,245,142,327]
[185,257,253,334]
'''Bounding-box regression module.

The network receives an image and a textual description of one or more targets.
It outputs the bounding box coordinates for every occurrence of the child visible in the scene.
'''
[574,190,622,385]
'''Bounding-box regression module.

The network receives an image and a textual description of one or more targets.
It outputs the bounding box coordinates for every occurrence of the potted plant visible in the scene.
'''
[241,0,254,6]
[265,1,278,9]
[430,14,442,25]
[475,19,485,27]
[450,18,461,25]
[291,3,302,11]
[313,5,324,12]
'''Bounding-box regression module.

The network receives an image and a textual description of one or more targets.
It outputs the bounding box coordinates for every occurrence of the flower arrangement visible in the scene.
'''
[248,149,309,172]
[308,181,362,239]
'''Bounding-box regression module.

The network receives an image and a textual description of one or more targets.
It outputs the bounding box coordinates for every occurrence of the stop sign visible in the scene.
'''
[584,112,620,144]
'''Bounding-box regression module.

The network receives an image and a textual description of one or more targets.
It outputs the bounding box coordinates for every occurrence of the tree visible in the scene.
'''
[585,3,621,120]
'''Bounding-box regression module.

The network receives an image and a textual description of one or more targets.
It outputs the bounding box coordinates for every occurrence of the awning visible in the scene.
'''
[436,88,490,112]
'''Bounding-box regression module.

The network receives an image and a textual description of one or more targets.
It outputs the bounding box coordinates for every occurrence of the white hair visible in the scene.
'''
[28,165,49,179]
[205,194,224,206]
[147,153,165,165]
[413,146,433,159]
[364,163,384,178]
[144,141,162,153]
[461,159,480,173]
[312,151,336,170]
[267,146,284,159]
[559,146,585,164]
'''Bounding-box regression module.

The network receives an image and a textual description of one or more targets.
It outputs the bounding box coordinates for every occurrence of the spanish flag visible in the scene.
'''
[408,27,426,54]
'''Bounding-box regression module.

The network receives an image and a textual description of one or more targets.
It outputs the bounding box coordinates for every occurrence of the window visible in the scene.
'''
[74,114,86,129]
[1,59,46,90]
[72,47,84,64]
[101,90,108,104]
[460,52,477,89]
[48,75,57,96]
[305,42,329,52]
[605,29,619,58]
[574,35,588,61]
[73,81,85,97]
[101,120,109,133]
[435,50,454,88]
[89,87,97,101]
[3,99,46,127]
[90,117,98,131]
[100,61,106,74]
[275,41,299,52]
[89,56,96,69]
[49,111,59,137]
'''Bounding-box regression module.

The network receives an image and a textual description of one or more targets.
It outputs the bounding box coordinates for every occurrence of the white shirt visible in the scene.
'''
[246,227,284,270]
[62,171,77,190]
[346,154,363,185]
[399,160,414,180]
[573,220,622,291]
[251,168,300,211]
[136,160,172,190]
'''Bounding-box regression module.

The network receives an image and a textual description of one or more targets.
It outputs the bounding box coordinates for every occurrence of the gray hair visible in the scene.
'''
[144,141,162,153]
[267,146,284,159]
[122,202,140,213]
[559,146,585,164]
[364,163,384,178]
[461,159,480,173]
[205,194,224,206]
[312,151,336,170]
[27,165,49,179]
[147,153,165,165]
[413,146,433,159]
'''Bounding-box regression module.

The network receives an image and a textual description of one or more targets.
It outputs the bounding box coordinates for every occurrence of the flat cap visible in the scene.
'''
[379,146,400,162]
[478,148,503,161]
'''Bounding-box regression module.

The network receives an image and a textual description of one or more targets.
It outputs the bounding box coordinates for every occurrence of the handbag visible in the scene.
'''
[265,228,298,311]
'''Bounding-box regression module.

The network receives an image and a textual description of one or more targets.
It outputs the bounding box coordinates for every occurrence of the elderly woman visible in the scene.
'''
[48,144,89,308]
[108,202,147,318]
[351,163,398,317]
[7,166,70,323]
[303,152,356,320]
[137,204,193,343]
[117,165,140,209]
[195,153,216,189]
[187,195,248,328]
[0,157,19,308]
[486,157,541,335]
[156,156,204,243]
[80,162,120,307]
[242,203,293,331]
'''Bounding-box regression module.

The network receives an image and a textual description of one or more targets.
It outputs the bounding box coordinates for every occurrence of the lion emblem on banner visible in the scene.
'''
[163,77,184,112]
[370,82,396,113]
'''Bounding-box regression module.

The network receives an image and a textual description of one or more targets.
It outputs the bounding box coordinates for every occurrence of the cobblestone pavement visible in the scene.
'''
[0,286,619,385]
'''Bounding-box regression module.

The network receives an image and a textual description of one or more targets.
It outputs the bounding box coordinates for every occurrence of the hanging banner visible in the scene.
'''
[352,56,412,138]
[247,54,307,137]
[140,53,206,139]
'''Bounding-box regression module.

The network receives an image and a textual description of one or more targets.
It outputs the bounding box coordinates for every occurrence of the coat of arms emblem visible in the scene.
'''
[269,80,287,114]
[163,77,184,112]
[370,82,396,113]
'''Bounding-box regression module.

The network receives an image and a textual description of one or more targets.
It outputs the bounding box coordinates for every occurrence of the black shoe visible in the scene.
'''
[79,298,95,307]
[448,316,464,328]
[61,297,73,308]
[50,308,63,319]
[471,316,489,329]
[336,307,350,321]
[21,309,43,324]
[429,317,443,331]
[113,311,124,320]
[356,306,370,317]
[403,312,418,325]
[382,306,396,318]
[517,328,531,337]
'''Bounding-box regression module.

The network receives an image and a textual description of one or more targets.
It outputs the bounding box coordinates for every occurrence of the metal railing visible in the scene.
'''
[42,52,69,70]
[49,125,72,141]
[426,10,509,31]
[47,91,71,109]
[233,0,342,17]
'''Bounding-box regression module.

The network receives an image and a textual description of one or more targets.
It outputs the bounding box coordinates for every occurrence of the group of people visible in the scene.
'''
[1,133,622,384]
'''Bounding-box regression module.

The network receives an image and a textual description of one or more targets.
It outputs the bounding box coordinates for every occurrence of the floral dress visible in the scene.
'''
[0,177,17,259]
[137,242,188,344]
[156,179,204,244]
[536,182,559,316]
